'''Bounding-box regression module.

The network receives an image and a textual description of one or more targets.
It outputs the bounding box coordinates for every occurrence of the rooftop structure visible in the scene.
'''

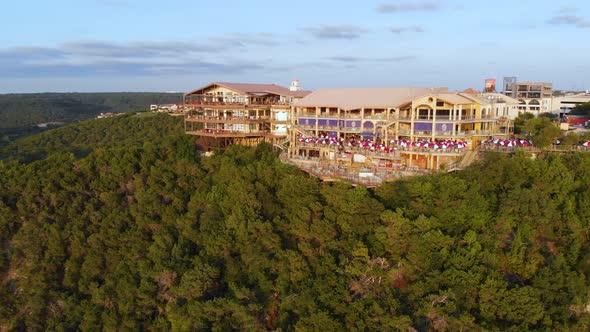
[484,79,496,93]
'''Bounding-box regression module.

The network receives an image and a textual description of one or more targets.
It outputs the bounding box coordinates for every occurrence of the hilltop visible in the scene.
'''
[1,114,590,330]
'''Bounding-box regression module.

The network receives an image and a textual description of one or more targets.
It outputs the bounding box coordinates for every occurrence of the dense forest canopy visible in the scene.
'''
[1,114,590,330]
[0,92,182,144]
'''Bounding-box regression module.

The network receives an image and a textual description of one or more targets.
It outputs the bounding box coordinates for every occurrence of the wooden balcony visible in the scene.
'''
[292,113,390,120]
[396,116,499,123]
[183,100,289,109]
[186,129,268,137]
[404,130,497,138]
[269,119,289,124]
[185,115,269,123]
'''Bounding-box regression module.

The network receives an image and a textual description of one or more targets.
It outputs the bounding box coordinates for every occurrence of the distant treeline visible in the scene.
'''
[0,92,182,142]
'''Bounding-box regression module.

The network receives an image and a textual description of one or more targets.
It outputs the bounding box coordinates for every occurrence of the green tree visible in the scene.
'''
[570,102,590,116]
[523,117,561,147]
[514,112,535,134]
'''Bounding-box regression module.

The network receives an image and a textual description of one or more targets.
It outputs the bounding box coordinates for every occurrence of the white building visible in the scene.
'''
[503,81,553,116]
[552,93,590,115]
[470,92,520,120]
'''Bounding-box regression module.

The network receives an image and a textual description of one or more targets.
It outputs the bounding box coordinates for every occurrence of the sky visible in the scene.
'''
[1,0,589,93]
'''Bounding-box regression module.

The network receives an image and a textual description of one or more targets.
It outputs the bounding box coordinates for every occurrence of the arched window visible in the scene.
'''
[415,104,433,119]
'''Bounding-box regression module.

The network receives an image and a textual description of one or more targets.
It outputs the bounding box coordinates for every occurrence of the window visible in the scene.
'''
[436,101,444,107]
[418,109,430,119]
[436,109,450,119]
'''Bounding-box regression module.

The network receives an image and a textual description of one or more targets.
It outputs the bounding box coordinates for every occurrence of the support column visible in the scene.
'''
[410,106,415,142]
[432,104,437,142]
[451,105,457,139]
[337,108,341,139]
[315,107,319,136]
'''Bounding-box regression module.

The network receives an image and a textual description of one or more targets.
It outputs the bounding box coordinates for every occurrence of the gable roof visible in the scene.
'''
[293,87,448,110]
[433,93,477,105]
[185,82,311,98]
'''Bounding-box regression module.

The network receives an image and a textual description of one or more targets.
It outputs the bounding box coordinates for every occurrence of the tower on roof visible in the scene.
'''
[290,79,300,92]
[484,78,496,93]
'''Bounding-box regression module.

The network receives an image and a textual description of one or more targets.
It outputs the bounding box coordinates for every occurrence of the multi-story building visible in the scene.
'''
[503,80,553,115]
[463,92,519,136]
[183,82,310,149]
[181,82,513,170]
[289,87,511,170]
[469,92,520,119]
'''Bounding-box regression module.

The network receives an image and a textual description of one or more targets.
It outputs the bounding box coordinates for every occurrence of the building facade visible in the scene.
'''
[551,93,590,116]
[289,88,511,170]
[503,81,553,115]
[182,82,514,171]
[183,82,310,149]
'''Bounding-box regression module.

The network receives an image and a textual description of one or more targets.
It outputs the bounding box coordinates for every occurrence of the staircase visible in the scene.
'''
[292,125,310,137]
[459,149,479,168]
[447,149,479,172]
[273,137,290,151]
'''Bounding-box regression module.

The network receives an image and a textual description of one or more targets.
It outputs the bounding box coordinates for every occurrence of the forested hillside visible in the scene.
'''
[0,92,182,143]
[0,112,187,162]
[1,114,590,330]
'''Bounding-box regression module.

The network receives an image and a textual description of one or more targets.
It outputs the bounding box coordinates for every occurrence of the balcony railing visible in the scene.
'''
[294,112,318,117]
[341,114,362,119]
[185,98,291,105]
[364,114,388,120]
[395,130,498,137]
[185,115,270,123]
[455,130,495,137]
[296,125,316,131]
[397,115,498,121]
[186,129,267,137]
[293,113,389,120]
[184,101,289,108]
[317,113,340,118]
[295,141,466,156]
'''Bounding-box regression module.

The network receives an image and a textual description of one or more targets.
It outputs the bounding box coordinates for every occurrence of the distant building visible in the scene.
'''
[551,94,590,115]
[150,104,180,113]
[503,80,553,115]
[97,112,118,119]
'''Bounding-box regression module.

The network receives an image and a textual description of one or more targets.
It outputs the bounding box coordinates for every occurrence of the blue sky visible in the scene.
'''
[1,0,589,93]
